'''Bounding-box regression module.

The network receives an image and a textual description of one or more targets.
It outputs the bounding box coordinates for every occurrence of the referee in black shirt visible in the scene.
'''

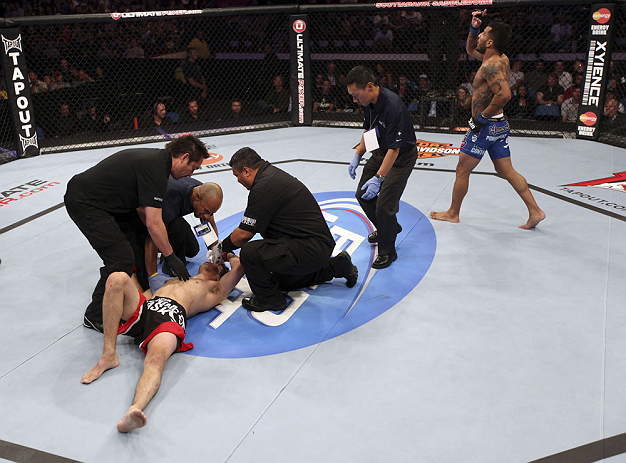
[346,66,418,269]
[207,147,358,312]
[64,135,209,331]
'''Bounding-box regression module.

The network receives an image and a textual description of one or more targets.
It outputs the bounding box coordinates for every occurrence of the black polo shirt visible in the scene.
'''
[162,177,202,226]
[238,161,334,248]
[66,148,172,213]
[362,86,416,154]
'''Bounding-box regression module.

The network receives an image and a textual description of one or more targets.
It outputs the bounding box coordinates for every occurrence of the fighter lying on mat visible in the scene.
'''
[81,252,243,433]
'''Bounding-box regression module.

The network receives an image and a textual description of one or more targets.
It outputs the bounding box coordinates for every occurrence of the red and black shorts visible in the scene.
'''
[118,291,193,354]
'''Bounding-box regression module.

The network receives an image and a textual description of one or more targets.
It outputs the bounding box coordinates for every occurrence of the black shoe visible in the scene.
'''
[83,315,104,333]
[372,252,397,269]
[331,251,358,288]
[367,224,403,244]
[242,296,288,312]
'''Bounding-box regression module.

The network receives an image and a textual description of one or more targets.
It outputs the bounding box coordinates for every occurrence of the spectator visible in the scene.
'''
[535,72,564,120]
[554,60,573,91]
[0,80,7,99]
[509,60,524,96]
[179,99,204,124]
[28,71,48,94]
[415,73,432,98]
[80,102,112,132]
[182,47,208,101]
[77,69,95,85]
[460,70,477,95]
[313,73,324,99]
[602,98,626,132]
[264,74,289,114]
[313,79,336,113]
[525,60,548,98]
[50,102,77,138]
[563,73,584,101]
[57,58,71,82]
[259,43,280,88]
[326,61,337,87]
[550,13,574,52]
[561,86,581,123]
[124,38,145,58]
[334,74,360,113]
[143,101,173,128]
[507,84,536,120]
[49,71,71,91]
[441,86,472,127]
[394,74,418,110]
[187,30,212,59]
[373,24,393,52]
[224,99,246,120]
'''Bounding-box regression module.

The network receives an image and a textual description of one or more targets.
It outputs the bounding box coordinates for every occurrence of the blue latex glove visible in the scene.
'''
[348,154,361,180]
[361,176,382,200]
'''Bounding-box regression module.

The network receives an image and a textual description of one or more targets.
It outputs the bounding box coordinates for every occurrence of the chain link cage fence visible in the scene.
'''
[1,2,626,161]
[1,9,294,156]
[307,4,594,138]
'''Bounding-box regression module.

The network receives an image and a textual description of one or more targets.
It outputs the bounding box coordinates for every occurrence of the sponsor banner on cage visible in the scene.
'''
[290,15,312,126]
[577,4,616,140]
[1,28,39,159]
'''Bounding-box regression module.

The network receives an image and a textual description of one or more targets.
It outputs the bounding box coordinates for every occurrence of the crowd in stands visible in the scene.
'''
[2,2,626,141]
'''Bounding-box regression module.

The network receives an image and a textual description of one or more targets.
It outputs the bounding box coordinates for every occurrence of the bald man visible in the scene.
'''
[146,178,223,277]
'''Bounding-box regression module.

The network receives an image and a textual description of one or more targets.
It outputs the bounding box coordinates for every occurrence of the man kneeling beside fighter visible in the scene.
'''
[81,253,243,433]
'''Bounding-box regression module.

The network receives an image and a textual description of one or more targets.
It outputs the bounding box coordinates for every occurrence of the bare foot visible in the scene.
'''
[519,210,546,230]
[430,210,460,223]
[81,354,119,384]
[117,409,147,433]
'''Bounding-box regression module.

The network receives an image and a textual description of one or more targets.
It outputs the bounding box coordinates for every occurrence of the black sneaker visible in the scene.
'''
[331,251,359,288]
[83,315,104,333]
[367,224,403,244]
[242,296,288,312]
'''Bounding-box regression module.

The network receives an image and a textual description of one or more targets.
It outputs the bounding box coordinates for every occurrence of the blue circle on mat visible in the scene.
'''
[183,191,436,358]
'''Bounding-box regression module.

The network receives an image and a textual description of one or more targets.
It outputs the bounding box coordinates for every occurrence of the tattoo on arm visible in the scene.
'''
[489,78,507,97]
[482,64,499,81]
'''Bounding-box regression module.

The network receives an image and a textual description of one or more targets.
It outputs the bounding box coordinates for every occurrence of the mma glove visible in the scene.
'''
[164,253,190,281]
[348,154,361,180]
[468,113,488,134]
[361,175,382,201]
[207,241,228,264]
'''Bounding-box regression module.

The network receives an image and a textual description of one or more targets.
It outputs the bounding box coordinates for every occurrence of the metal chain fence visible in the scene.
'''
[1,2,626,161]
[307,4,593,138]
[1,10,292,155]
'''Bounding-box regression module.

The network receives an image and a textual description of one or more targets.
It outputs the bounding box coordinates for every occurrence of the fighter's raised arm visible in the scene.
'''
[466,9,487,61]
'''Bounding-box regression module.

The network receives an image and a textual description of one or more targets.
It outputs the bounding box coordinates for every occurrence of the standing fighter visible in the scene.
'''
[345,66,418,269]
[65,135,209,332]
[430,11,545,229]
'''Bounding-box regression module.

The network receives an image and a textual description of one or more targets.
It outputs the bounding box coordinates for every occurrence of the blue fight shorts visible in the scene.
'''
[460,118,511,160]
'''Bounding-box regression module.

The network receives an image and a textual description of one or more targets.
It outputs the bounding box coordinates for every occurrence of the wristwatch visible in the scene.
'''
[375,173,385,182]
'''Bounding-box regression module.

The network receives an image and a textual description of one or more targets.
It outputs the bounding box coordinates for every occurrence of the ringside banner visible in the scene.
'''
[577,4,616,140]
[290,14,312,126]
[1,28,39,158]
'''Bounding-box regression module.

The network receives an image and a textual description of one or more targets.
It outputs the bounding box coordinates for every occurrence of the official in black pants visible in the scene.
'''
[346,66,418,269]
[64,135,209,332]
[207,147,358,312]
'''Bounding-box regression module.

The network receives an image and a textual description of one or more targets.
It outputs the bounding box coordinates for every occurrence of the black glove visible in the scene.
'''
[468,113,488,134]
[164,253,190,281]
